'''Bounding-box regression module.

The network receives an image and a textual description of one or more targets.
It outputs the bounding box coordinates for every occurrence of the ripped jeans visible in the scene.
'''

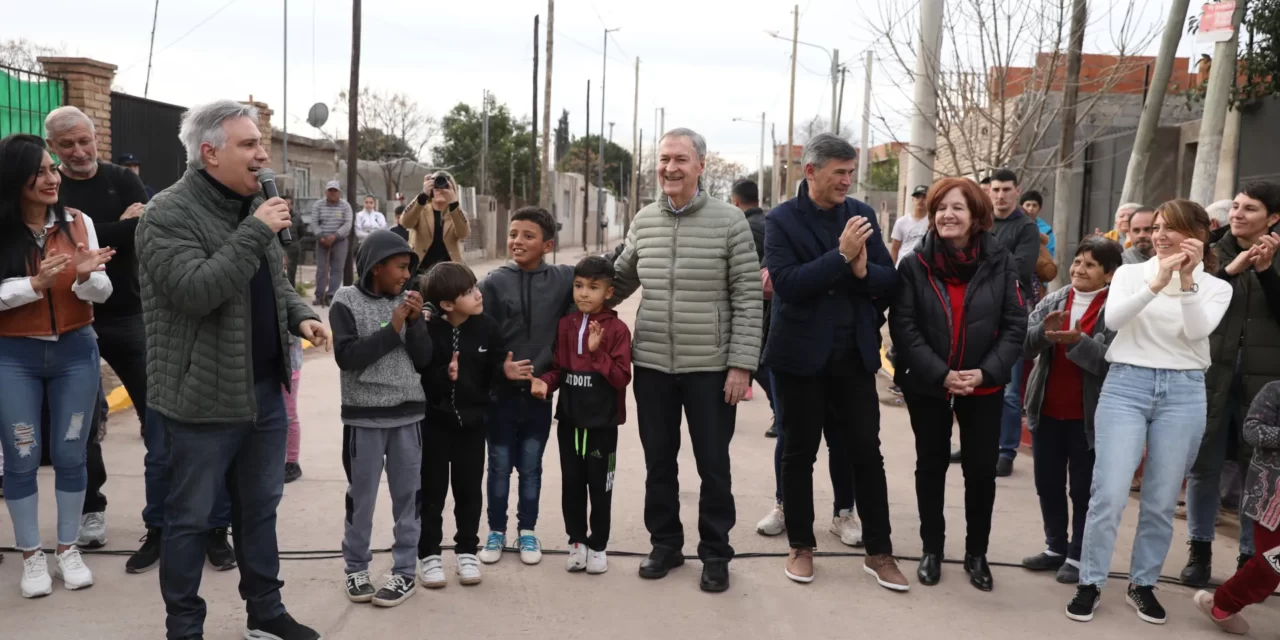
[0,327,100,550]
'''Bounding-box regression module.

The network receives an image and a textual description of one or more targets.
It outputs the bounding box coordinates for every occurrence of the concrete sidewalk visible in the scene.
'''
[2,251,1272,639]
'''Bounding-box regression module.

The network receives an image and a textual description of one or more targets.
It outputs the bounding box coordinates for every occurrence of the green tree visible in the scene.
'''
[869,154,900,191]
[432,99,535,206]
[556,134,633,195]
[554,110,571,164]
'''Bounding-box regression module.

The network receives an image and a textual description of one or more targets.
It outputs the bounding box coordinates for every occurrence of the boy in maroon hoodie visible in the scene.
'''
[531,256,632,575]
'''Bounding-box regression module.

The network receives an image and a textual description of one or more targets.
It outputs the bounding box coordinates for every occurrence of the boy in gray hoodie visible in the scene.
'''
[329,230,431,608]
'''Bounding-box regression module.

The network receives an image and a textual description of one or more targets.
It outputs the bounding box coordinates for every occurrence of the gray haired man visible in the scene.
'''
[136,99,329,640]
[311,180,353,305]
[611,128,763,593]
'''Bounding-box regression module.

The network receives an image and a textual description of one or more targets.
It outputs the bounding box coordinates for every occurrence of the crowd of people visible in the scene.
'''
[1,97,1278,640]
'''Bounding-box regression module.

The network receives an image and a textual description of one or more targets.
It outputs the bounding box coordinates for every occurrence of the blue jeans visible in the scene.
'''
[486,394,553,533]
[143,406,232,530]
[770,373,856,514]
[159,378,289,639]
[0,327,100,550]
[1080,364,1207,588]
[999,359,1025,460]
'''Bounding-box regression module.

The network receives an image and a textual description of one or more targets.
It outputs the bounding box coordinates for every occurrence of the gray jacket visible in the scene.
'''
[1122,246,1150,265]
[479,261,575,392]
[1023,286,1114,447]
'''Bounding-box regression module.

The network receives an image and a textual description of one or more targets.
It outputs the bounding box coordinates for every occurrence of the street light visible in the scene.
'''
[766,30,843,133]
[731,114,767,198]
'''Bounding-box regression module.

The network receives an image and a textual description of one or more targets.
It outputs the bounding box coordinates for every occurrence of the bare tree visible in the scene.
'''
[869,0,1164,188]
[0,38,64,72]
[702,153,747,199]
[335,88,438,200]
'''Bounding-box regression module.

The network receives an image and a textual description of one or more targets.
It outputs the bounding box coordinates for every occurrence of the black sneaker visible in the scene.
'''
[1126,584,1167,624]
[764,420,778,438]
[345,570,375,603]
[207,528,237,571]
[1237,553,1253,571]
[126,528,163,574]
[284,462,303,484]
[1065,584,1101,622]
[1021,551,1067,572]
[246,612,320,640]
[372,573,416,608]
[996,457,1014,477]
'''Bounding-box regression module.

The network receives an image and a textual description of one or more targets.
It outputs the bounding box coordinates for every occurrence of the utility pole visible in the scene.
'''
[836,67,848,132]
[905,0,943,207]
[1190,0,1250,205]
[654,107,664,201]
[609,122,618,199]
[480,90,489,195]
[344,0,362,285]
[283,0,289,175]
[1119,0,1190,204]
[771,122,778,206]
[830,48,840,133]
[584,80,591,252]
[1051,0,1088,278]
[784,4,799,199]
[857,50,873,201]
[540,0,555,209]
[144,0,159,97]
[636,130,643,215]
[759,111,766,194]
[510,150,516,206]
[600,28,619,249]
[628,56,639,234]
[531,14,539,207]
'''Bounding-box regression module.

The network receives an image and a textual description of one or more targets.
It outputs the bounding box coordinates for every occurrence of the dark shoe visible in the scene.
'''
[207,528,236,571]
[949,447,962,463]
[917,552,942,586]
[1021,551,1067,572]
[1066,585,1101,622]
[1126,584,1167,624]
[995,457,1014,477]
[345,570,375,603]
[284,462,303,484]
[371,573,416,608]
[765,420,778,438]
[1237,553,1253,571]
[246,612,320,640]
[1055,561,1079,584]
[1179,540,1212,587]
[889,385,903,396]
[963,554,993,591]
[638,546,684,579]
[126,528,163,574]
[700,561,730,593]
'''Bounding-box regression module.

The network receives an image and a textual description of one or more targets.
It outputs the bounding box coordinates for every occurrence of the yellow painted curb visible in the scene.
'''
[106,340,315,415]
[880,344,894,376]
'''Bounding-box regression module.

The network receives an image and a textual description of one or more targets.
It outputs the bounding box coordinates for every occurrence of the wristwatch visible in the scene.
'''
[839,251,855,264]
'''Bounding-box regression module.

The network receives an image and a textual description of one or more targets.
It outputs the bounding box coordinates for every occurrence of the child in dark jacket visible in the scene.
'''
[417,262,532,589]
[531,256,633,575]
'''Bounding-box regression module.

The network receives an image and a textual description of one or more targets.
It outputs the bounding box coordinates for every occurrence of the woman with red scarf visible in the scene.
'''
[1019,236,1123,586]
[890,177,1027,592]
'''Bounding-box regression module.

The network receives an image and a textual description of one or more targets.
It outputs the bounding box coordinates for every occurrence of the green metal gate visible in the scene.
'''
[0,65,66,138]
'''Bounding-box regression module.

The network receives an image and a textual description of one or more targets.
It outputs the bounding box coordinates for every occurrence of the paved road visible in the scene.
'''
[2,252,1271,639]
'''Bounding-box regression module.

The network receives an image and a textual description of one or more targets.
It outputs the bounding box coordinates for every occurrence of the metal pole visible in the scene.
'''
[628,56,639,234]
[283,0,289,175]
[532,14,539,207]
[584,80,591,252]
[1118,0,1190,204]
[540,0,555,209]
[1190,0,1249,205]
[144,0,159,97]
[830,48,839,133]
[905,0,943,205]
[857,50,873,200]
[759,112,766,194]
[344,0,362,286]
[480,90,489,195]
[600,28,617,250]
[784,4,799,199]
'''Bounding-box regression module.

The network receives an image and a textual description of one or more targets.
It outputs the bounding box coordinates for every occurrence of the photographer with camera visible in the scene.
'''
[402,171,471,273]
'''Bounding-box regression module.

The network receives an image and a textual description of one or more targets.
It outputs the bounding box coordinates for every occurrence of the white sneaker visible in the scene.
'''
[456,553,482,585]
[518,530,542,565]
[76,512,107,548]
[586,549,608,575]
[830,509,864,548]
[417,555,446,589]
[478,531,505,564]
[20,551,53,598]
[567,543,588,572]
[54,547,94,590]
[757,504,786,536]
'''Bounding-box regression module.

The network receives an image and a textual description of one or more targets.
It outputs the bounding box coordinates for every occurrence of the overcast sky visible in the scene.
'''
[13,0,1213,172]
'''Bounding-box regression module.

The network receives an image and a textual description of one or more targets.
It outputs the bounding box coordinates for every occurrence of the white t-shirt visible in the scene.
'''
[892,214,930,264]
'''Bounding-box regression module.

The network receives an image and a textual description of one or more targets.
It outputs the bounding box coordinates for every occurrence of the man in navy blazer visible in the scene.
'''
[762,133,906,590]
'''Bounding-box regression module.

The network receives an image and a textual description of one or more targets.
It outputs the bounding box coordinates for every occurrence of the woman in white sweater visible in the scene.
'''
[1065,200,1233,625]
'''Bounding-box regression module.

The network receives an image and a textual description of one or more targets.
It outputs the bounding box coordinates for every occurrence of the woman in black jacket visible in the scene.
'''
[889,176,1027,592]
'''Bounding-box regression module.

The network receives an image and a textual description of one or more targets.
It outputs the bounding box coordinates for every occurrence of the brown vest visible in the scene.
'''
[0,210,95,337]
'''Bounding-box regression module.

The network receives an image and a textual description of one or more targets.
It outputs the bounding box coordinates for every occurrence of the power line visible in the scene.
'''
[119,0,244,73]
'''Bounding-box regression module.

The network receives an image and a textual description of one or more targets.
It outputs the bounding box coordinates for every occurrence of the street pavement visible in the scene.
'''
[1,252,1274,639]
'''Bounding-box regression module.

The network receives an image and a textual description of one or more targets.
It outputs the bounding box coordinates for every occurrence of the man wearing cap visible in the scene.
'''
[118,153,157,199]
[890,184,930,266]
[311,180,353,305]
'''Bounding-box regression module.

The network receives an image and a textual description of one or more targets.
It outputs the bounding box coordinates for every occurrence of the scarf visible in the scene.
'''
[931,235,983,284]
[1063,287,1108,336]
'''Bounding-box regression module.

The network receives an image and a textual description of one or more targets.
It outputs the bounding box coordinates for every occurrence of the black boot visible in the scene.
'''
[964,554,994,591]
[207,528,237,571]
[1238,553,1253,571]
[1179,540,1212,587]
[917,552,942,586]
[765,419,778,438]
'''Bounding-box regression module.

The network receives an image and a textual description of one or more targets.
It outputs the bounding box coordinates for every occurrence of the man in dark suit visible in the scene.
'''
[762,133,906,590]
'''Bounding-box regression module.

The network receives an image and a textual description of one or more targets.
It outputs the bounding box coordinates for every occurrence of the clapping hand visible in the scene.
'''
[403,290,424,322]
[586,321,603,353]
[120,202,145,220]
[503,352,534,381]
[1178,239,1203,284]
[1046,320,1083,345]
[73,243,114,283]
[1041,310,1067,333]
[1150,252,1187,293]
[1252,233,1280,272]
[30,252,72,290]
[838,217,873,262]
[449,352,460,382]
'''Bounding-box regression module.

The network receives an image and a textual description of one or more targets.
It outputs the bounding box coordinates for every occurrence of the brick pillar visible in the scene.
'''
[241,98,274,159]
[37,57,117,157]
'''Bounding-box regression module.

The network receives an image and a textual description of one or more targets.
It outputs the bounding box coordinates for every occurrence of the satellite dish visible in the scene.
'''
[306,103,329,128]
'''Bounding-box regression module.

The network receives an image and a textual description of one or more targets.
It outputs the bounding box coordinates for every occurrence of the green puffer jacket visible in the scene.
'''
[136,169,320,424]
[612,190,763,374]
[1201,230,1280,472]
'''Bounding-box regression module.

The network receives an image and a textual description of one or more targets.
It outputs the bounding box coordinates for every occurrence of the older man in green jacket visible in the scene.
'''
[136,100,328,640]
[612,127,763,593]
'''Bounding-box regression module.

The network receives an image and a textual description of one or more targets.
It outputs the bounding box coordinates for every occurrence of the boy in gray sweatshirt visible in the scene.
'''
[329,230,431,608]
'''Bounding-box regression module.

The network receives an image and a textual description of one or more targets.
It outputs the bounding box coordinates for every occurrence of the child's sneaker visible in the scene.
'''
[20,551,53,598]
[417,555,446,589]
[372,574,415,608]
[456,553,482,585]
[478,531,505,564]
[54,547,94,590]
[567,543,587,572]
[345,570,375,602]
[586,549,608,575]
[518,530,542,565]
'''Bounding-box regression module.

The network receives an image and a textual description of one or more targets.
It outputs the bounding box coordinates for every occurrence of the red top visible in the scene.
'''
[1042,289,1108,420]
[944,280,1000,396]
[539,308,633,426]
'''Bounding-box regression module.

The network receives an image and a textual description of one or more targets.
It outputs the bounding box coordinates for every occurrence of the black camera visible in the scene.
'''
[432,175,450,189]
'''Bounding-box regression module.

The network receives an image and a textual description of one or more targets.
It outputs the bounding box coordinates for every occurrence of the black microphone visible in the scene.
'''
[257,169,292,246]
